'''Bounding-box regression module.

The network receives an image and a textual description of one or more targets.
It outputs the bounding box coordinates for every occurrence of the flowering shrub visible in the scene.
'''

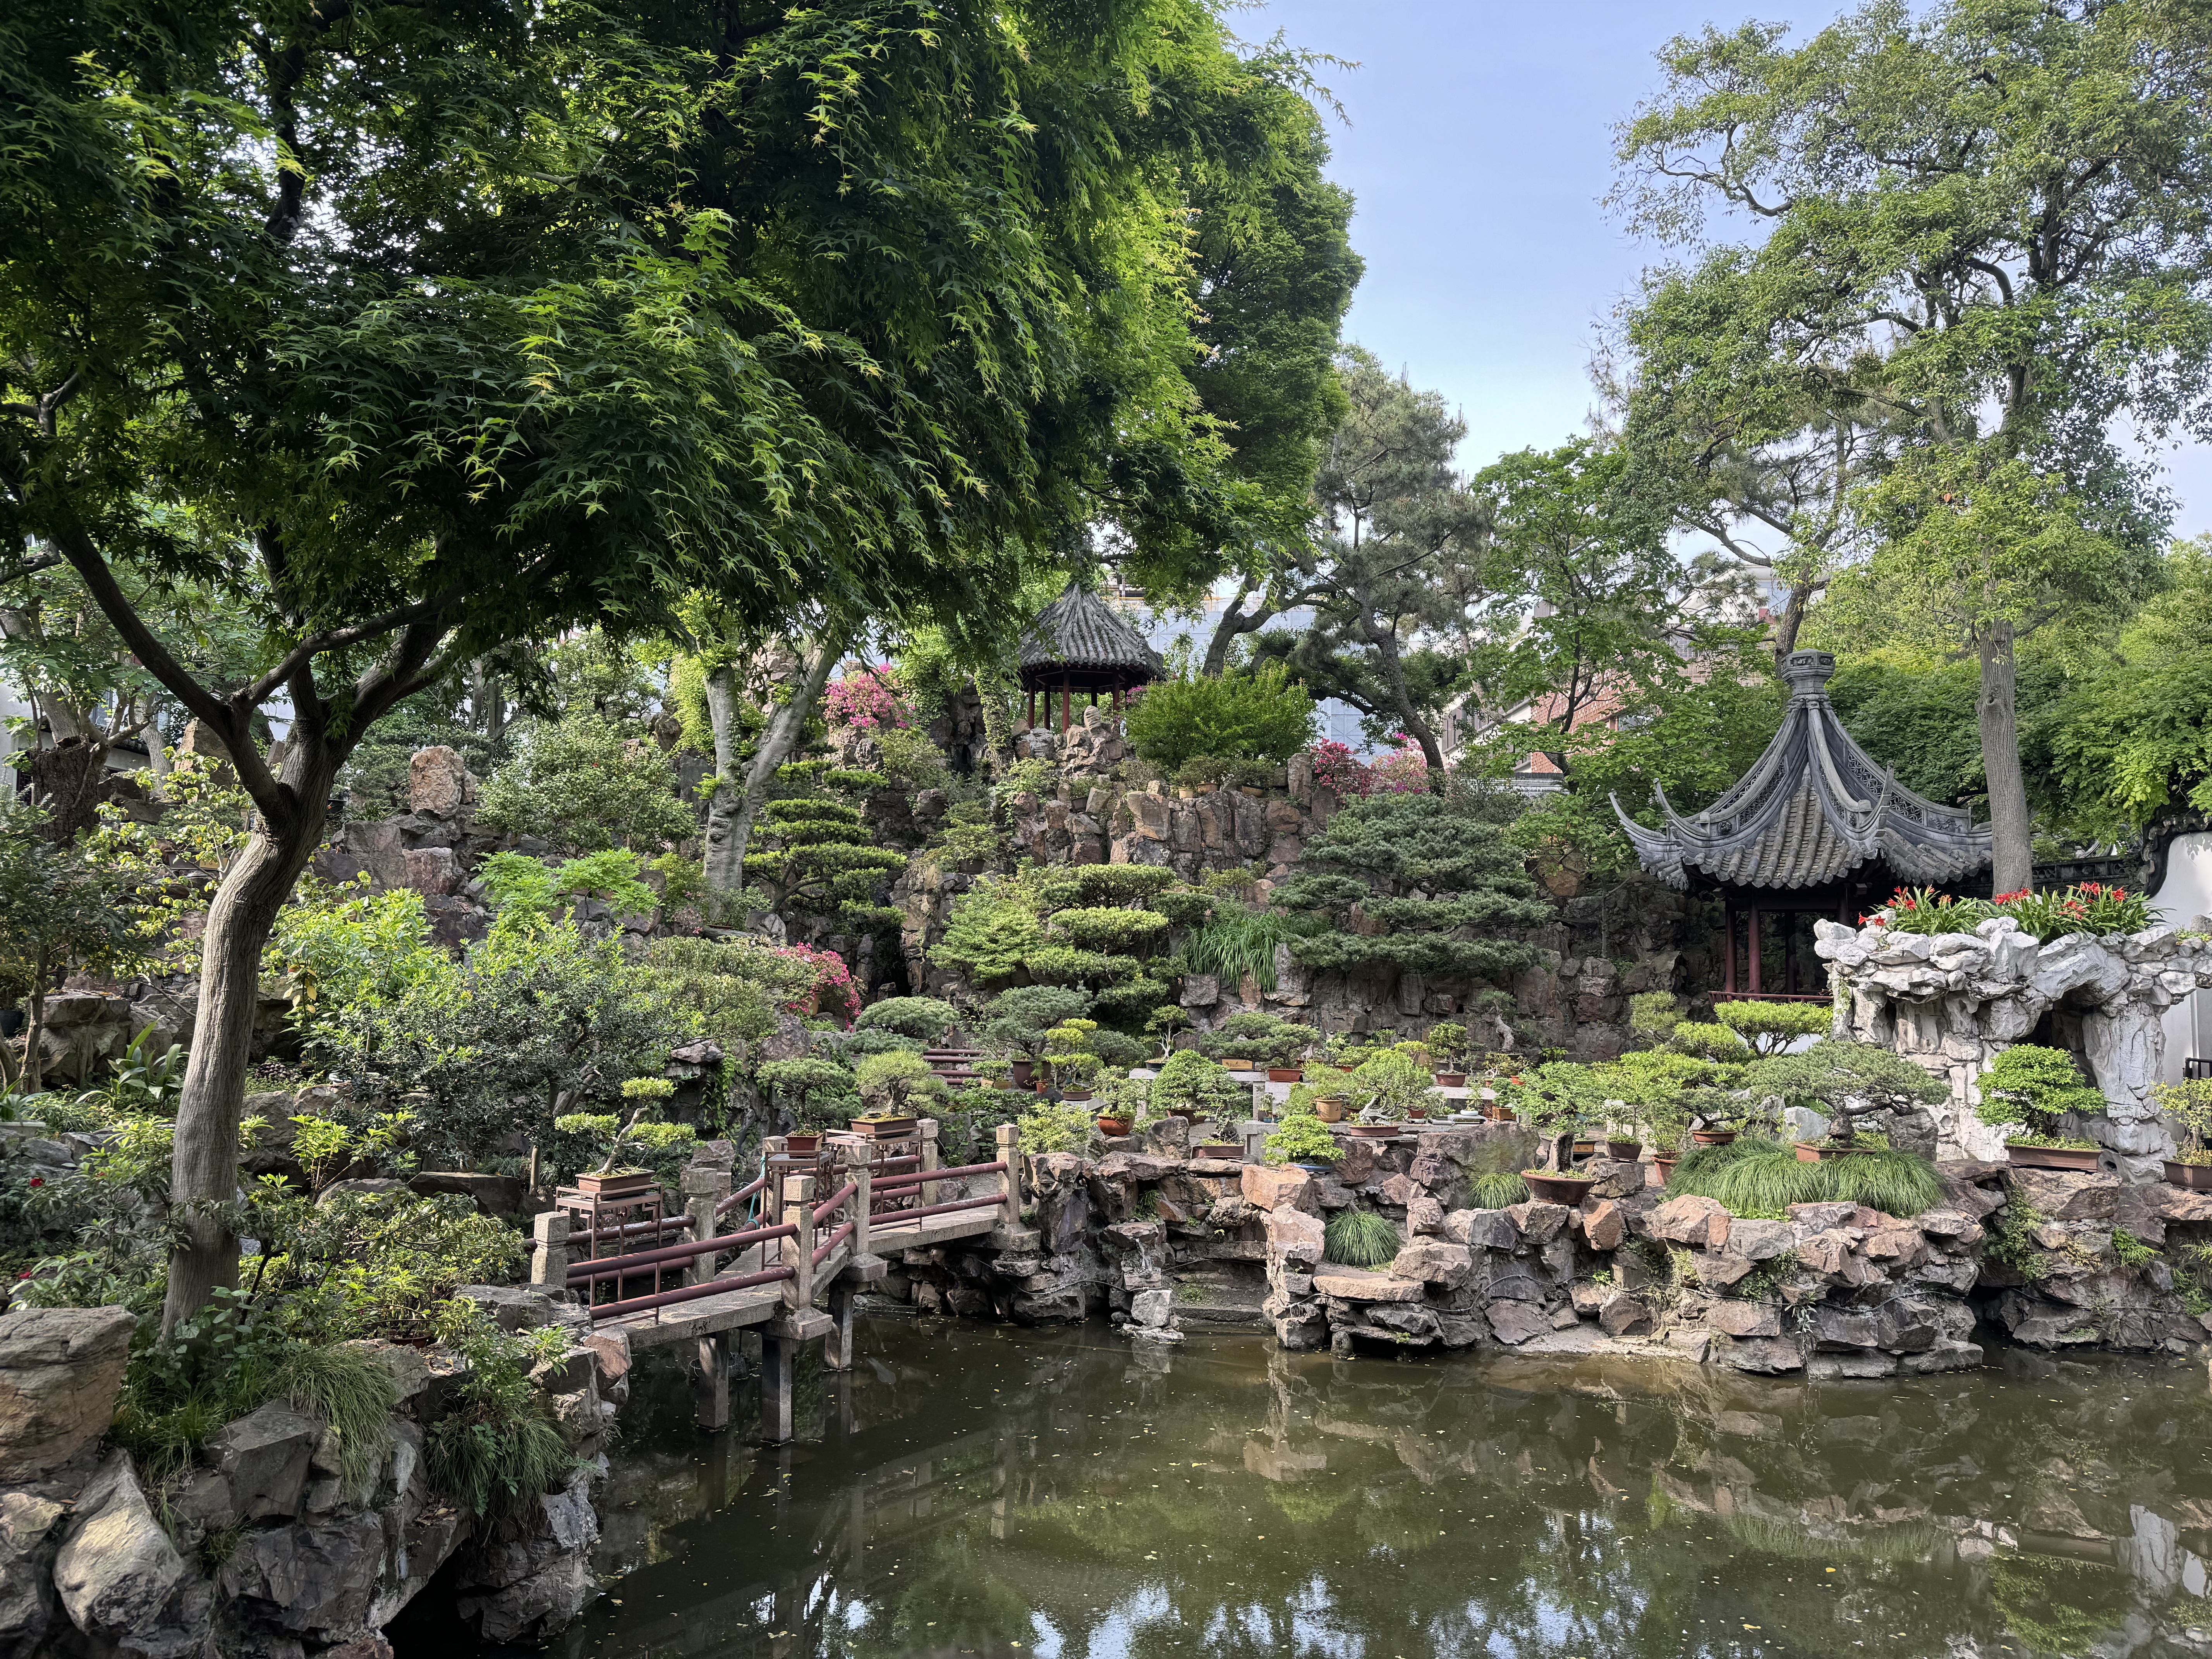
[824,667,915,732]
[1306,740,1371,797]
[1367,735,1430,795]
[775,943,859,1024]
[1869,882,2157,943]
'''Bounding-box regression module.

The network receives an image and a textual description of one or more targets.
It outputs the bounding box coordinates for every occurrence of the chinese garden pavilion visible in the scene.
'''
[1611,649,1994,998]
[1018,581,1164,733]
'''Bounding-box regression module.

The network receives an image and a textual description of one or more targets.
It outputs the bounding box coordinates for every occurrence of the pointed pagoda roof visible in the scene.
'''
[1017,581,1164,689]
[1611,650,1992,893]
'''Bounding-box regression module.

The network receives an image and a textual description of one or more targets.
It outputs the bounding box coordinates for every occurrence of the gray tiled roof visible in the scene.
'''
[1611,650,1992,892]
[1017,582,1165,679]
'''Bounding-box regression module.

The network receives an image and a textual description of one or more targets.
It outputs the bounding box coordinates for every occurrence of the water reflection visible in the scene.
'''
[531,1316,2212,1658]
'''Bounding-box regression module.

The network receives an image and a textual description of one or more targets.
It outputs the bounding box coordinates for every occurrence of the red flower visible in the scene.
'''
[26,1178,40,1188]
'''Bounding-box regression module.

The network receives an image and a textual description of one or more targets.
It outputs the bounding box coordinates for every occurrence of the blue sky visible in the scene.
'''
[1246,0,2212,537]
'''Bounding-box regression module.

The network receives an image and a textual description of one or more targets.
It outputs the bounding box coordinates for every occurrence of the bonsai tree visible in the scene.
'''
[1347,1048,1438,1121]
[1502,1061,1607,1140]
[979,985,1093,1062]
[2155,1079,2212,1166]
[1626,991,1683,1049]
[1206,1010,1291,1062]
[553,1079,697,1179]
[1144,1005,1191,1056]
[1713,1001,1832,1055]
[1668,1021,1753,1065]
[1976,1044,2106,1147]
[1091,1071,1151,1127]
[1041,1019,1102,1092]
[1150,1051,1249,1124]
[1264,1112,1339,1166]
[1595,1049,1716,1152]
[1740,1039,1947,1147]
[853,997,960,1045]
[853,1050,948,1118]
[756,1056,860,1131]
[1424,1022,1468,1072]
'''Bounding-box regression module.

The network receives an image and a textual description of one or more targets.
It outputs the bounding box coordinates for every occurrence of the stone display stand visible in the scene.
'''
[1814,916,2212,1178]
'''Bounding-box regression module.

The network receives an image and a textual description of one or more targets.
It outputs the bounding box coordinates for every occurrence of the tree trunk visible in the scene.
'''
[30,737,110,844]
[1977,617,2033,896]
[20,946,48,1096]
[702,635,843,898]
[969,672,1008,779]
[1366,623,1446,790]
[1771,584,1810,663]
[470,658,507,746]
[144,713,172,801]
[700,665,744,895]
[160,774,329,1337]
[1201,582,1277,677]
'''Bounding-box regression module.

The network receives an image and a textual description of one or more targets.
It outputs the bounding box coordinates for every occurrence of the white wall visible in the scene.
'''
[2157,832,2212,1081]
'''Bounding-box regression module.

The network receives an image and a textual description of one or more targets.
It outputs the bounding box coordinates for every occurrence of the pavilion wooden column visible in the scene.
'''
[1061,670,1072,734]
[1747,908,1762,996]
[1722,899,1737,996]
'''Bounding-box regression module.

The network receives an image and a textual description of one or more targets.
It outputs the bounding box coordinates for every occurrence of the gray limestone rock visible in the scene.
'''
[54,1453,186,1641]
[209,1403,323,1521]
[0,1305,135,1482]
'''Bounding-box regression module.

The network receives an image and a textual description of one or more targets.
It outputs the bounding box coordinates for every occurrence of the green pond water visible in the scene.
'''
[496,1316,2212,1658]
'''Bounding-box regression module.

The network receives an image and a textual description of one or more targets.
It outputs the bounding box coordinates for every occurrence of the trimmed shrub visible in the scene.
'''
[854,997,960,1042]
[1125,663,1318,771]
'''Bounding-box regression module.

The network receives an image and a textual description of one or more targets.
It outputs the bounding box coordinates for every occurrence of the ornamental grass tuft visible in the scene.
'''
[1324,1208,1401,1269]
[1664,1139,1942,1218]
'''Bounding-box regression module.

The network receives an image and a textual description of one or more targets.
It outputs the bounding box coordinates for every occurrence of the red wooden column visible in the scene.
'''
[1723,899,1736,996]
[1747,908,1762,996]
[1061,671,1072,734]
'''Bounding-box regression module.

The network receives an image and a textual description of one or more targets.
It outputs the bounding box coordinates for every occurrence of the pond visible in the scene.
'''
[488,1315,2212,1658]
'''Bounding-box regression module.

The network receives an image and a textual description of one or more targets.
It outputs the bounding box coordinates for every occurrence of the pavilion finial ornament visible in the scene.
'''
[1609,653,1991,893]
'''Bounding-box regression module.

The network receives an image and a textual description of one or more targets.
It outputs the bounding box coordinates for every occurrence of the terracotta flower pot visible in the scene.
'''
[1523,1171,1596,1207]
[1061,1088,1092,1103]
[1011,1060,1035,1087]
[2006,1142,2104,1173]
[2165,1159,2212,1191]
[851,1116,917,1139]
[1408,1107,1429,1121]
[1343,1125,1401,1139]
[1194,1142,1241,1158]
[1434,1072,1467,1088]
[1267,1067,1304,1084]
[1651,1154,1678,1187]
[1604,1139,1641,1161]
[1098,1116,1132,1137]
[1691,1129,1738,1147]
[1315,1097,1347,1123]
[783,1134,821,1154]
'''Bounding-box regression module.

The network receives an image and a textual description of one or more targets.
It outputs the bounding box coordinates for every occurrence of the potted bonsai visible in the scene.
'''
[1300,1062,1353,1123]
[1426,1022,1469,1088]
[1208,1010,1291,1074]
[1503,1061,1604,1155]
[1264,1106,1340,1173]
[1520,1165,1596,1207]
[1092,1071,1149,1139]
[556,1079,697,1196]
[852,1049,950,1136]
[1739,1039,1948,1160]
[2155,1078,2212,1190]
[1975,1044,2107,1171]
[1042,1018,1103,1102]
[1347,1047,1437,1132]
[1150,1049,1248,1128]
[1145,1004,1192,1063]
[1267,1022,1322,1084]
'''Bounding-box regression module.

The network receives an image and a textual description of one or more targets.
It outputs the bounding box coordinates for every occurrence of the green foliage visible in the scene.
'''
[932,879,1041,984]
[1827,650,1999,810]
[1323,1209,1401,1269]
[1016,1102,1094,1156]
[1049,907,1170,952]
[255,1190,528,1343]
[478,850,658,928]
[1501,1061,1608,1135]
[1124,664,1318,770]
[1020,948,1143,988]
[2155,1079,2212,1162]
[1664,1140,1943,1218]
[110,1289,294,1487]
[872,726,953,792]
[756,1058,859,1131]
[1739,1039,1948,1144]
[1071,867,1183,906]
[1976,1044,2106,1143]
[479,716,695,854]
[2112,1229,2159,1271]
[1276,792,1548,981]
[1264,1114,1338,1164]
[747,794,908,923]
[1712,1001,1831,1054]
[1149,1051,1248,1122]
[1424,1023,1468,1067]
[1089,977,1176,1027]
[853,1050,947,1114]
[70,1027,187,1121]
[0,822,141,1092]
[271,1343,397,1495]
[979,986,1094,1060]
[854,998,960,1043]
[1985,1188,2052,1281]
[1348,1048,1440,1121]
[1152,889,1218,930]
[1470,1172,1531,1209]
[268,879,448,1017]
[1874,884,2156,942]
[423,1309,577,1539]
[1669,1022,1750,1062]
[1627,992,1684,1045]
[1178,902,1319,993]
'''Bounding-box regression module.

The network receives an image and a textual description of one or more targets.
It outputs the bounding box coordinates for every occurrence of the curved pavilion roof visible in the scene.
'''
[1611,651,1992,893]
[1017,581,1164,692]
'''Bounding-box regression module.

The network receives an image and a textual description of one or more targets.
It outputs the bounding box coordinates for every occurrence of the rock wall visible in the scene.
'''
[1816,916,2212,1175]
[0,1290,630,1659]
[883,1125,2212,1376]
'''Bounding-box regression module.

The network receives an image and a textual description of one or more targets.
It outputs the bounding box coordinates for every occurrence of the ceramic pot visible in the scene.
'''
[575,1169,656,1197]
[1691,1129,1738,1147]
[1523,1171,1596,1207]
[2164,1159,2212,1191]
[1268,1067,1304,1084]
[1651,1154,1677,1187]
[1315,1097,1347,1123]
[1097,1116,1132,1138]
[1604,1139,1641,1161]
[1434,1072,1467,1089]
[2006,1142,2104,1173]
